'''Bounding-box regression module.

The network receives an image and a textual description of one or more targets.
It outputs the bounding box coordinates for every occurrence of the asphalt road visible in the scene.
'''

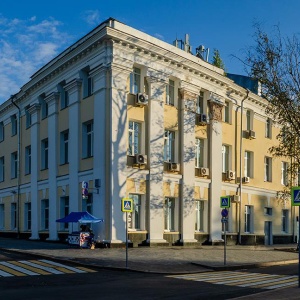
[0,250,297,300]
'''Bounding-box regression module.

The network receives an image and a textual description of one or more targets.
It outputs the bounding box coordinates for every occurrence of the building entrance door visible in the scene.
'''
[264,221,273,245]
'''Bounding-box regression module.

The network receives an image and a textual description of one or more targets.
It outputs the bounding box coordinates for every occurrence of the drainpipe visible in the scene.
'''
[11,95,21,239]
[238,89,250,245]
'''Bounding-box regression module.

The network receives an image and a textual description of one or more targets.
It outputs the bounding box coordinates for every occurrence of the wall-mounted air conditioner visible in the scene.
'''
[136,93,148,106]
[242,176,250,183]
[168,162,180,172]
[248,130,256,139]
[196,113,207,125]
[198,167,209,176]
[226,170,235,180]
[135,154,147,165]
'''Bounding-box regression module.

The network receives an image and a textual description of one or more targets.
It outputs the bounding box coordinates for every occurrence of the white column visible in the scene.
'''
[90,66,107,242]
[64,79,82,218]
[108,65,130,244]
[28,104,40,240]
[179,87,198,244]
[208,97,224,243]
[146,75,168,245]
[45,92,59,241]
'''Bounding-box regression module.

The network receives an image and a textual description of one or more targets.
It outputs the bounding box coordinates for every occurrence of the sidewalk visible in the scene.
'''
[0,237,299,298]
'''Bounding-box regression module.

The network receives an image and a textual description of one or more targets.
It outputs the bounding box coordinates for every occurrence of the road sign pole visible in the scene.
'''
[224,220,227,266]
[126,211,128,269]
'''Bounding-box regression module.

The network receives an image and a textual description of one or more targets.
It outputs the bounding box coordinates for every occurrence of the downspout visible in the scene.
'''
[11,96,21,239]
[238,89,250,245]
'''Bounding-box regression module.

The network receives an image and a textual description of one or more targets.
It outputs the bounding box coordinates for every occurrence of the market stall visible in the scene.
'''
[56,211,104,248]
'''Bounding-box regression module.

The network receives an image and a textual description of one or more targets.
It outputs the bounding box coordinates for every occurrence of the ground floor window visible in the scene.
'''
[0,204,4,229]
[24,202,31,231]
[195,200,204,231]
[128,194,141,230]
[41,199,49,230]
[11,203,17,230]
[164,197,175,231]
[244,205,253,233]
[282,209,289,233]
[60,196,69,230]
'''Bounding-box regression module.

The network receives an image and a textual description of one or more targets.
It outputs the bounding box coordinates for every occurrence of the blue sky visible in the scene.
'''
[0,0,299,104]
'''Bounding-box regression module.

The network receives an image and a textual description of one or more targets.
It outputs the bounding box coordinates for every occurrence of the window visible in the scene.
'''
[0,204,4,229]
[282,209,288,233]
[196,91,204,114]
[0,121,4,142]
[195,138,204,168]
[264,207,272,216]
[60,197,69,230]
[25,146,31,175]
[11,203,17,230]
[244,205,253,233]
[222,145,229,173]
[223,101,230,123]
[11,114,17,136]
[164,130,175,162]
[60,130,69,164]
[24,202,31,231]
[281,162,288,186]
[264,157,272,182]
[40,97,48,119]
[82,194,93,214]
[195,200,204,231]
[164,197,175,231]
[130,67,141,94]
[246,110,251,130]
[82,121,94,158]
[244,151,253,177]
[41,139,49,170]
[41,199,49,230]
[128,194,141,230]
[80,68,93,98]
[25,105,31,128]
[0,156,4,182]
[166,79,175,105]
[11,152,18,179]
[128,121,140,156]
[265,118,272,138]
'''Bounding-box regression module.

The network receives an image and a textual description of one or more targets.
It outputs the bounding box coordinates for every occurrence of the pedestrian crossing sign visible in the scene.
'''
[121,198,133,212]
[291,187,300,206]
[220,196,230,208]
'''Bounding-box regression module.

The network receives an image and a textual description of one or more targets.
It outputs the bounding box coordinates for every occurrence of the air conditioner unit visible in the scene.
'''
[248,130,256,139]
[136,93,148,106]
[196,113,207,125]
[135,154,147,165]
[168,162,180,172]
[226,170,235,180]
[199,167,209,176]
[243,176,250,183]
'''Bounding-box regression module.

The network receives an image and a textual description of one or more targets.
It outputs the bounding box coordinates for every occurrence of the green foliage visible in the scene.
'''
[212,49,226,72]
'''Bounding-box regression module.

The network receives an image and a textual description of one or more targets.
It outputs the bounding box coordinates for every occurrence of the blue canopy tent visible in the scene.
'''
[56,211,104,224]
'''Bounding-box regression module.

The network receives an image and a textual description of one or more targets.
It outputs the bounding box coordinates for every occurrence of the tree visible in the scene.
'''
[212,49,226,72]
[245,25,300,197]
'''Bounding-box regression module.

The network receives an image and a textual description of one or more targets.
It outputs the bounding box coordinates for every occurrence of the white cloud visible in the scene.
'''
[0,15,72,103]
[81,10,101,27]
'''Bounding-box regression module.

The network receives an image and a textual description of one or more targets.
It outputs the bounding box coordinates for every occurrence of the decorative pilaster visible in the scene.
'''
[208,92,224,243]
[44,92,59,240]
[146,74,168,245]
[28,104,40,240]
[64,79,82,222]
[179,86,198,244]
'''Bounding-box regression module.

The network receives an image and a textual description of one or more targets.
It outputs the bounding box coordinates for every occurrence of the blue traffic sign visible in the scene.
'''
[292,187,300,206]
[221,209,229,217]
[121,198,133,212]
[220,196,230,208]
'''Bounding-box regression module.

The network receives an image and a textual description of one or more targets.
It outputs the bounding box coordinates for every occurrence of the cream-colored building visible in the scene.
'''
[0,18,296,246]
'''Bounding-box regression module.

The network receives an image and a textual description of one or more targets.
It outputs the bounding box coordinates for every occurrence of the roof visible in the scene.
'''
[56,212,104,223]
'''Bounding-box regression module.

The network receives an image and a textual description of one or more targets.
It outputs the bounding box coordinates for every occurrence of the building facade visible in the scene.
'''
[0,18,296,246]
